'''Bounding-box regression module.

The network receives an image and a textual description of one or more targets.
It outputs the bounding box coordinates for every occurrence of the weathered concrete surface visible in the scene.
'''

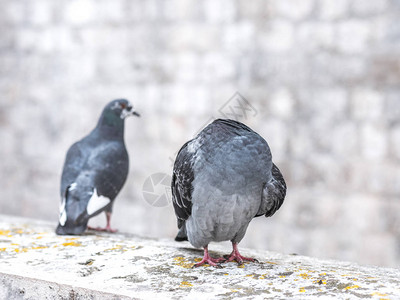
[0,215,399,300]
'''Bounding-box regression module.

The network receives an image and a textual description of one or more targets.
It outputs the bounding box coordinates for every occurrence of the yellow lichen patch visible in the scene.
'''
[259,275,265,280]
[194,258,202,262]
[371,292,388,297]
[299,273,312,279]
[104,245,124,251]
[299,287,306,293]
[224,273,229,276]
[173,256,195,269]
[265,261,277,265]
[353,278,358,281]
[344,285,360,290]
[313,279,327,285]
[179,281,193,287]
[319,272,327,276]
[65,237,79,241]
[31,246,48,250]
[0,248,6,252]
[0,230,11,236]
[35,236,43,240]
[245,274,254,278]
[230,289,241,293]
[14,248,28,253]
[62,241,82,247]
[279,275,286,278]
[10,243,19,246]
[237,264,245,269]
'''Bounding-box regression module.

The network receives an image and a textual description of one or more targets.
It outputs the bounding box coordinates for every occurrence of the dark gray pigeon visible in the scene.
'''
[172,119,286,267]
[56,99,140,235]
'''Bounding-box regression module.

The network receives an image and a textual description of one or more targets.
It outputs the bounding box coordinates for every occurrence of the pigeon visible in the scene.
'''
[56,99,140,235]
[172,119,286,267]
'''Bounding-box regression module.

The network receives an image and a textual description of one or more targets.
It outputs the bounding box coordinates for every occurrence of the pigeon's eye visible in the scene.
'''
[120,103,126,109]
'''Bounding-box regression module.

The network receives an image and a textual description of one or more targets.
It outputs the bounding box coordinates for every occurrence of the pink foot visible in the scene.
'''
[88,225,117,233]
[88,212,117,233]
[193,246,224,268]
[224,243,258,265]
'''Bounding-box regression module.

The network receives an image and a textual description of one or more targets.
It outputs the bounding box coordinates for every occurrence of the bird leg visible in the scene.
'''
[193,245,224,268]
[224,242,258,265]
[88,212,117,233]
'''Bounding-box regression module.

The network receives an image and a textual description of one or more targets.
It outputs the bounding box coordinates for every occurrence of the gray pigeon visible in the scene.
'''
[56,99,140,235]
[172,119,286,267]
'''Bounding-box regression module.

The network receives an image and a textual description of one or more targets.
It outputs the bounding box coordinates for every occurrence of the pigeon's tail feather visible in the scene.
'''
[257,163,287,218]
[55,183,90,235]
[175,223,188,242]
[66,184,92,222]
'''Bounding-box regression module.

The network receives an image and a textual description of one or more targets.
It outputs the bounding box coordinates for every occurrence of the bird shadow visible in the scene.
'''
[176,246,225,258]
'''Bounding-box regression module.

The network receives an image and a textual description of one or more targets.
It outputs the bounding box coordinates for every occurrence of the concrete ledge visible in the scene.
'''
[1,215,399,299]
[0,273,129,300]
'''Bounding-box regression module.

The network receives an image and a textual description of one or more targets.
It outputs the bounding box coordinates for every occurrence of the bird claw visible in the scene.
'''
[192,256,225,268]
[193,262,224,268]
[224,252,257,264]
[235,258,259,266]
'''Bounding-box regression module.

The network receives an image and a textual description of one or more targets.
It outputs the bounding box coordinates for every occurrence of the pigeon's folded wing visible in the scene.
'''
[87,142,129,200]
[60,142,86,197]
[172,140,195,228]
[256,163,287,217]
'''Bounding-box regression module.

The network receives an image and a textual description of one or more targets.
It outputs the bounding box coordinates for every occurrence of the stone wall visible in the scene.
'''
[1,215,400,299]
[0,0,399,267]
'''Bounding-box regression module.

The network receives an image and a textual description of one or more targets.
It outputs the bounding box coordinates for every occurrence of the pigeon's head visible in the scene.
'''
[108,99,140,119]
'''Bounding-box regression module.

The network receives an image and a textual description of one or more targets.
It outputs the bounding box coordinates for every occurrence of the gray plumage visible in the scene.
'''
[172,119,286,266]
[56,99,139,235]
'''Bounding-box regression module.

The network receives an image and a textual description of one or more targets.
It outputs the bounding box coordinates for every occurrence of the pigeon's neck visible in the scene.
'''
[95,113,125,140]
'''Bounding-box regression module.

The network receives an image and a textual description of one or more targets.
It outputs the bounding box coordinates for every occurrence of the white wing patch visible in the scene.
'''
[59,183,77,226]
[69,182,77,191]
[59,197,67,226]
[86,188,111,215]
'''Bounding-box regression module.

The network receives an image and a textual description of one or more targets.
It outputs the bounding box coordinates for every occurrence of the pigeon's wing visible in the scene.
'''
[87,142,129,200]
[69,142,129,219]
[256,163,287,217]
[60,141,86,197]
[172,140,195,229]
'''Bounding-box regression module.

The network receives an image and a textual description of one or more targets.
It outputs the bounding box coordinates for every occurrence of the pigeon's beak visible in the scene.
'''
[127,105,140,117]
[121,106,140,119]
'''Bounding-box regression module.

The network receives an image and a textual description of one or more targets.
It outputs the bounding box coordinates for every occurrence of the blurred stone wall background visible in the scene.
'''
[0,0,399,267]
